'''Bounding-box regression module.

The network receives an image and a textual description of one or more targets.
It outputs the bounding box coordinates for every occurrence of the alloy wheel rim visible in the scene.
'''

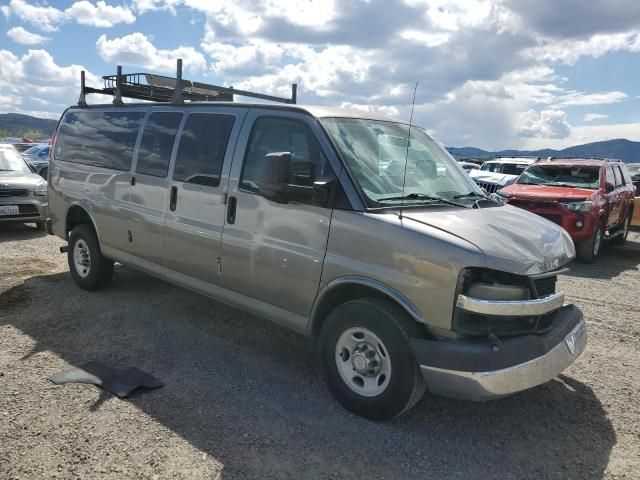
[335,327,391,397]
[73,240,91,278]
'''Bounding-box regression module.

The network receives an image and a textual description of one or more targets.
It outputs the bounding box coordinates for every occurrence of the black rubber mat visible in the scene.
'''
[49,361,164,397]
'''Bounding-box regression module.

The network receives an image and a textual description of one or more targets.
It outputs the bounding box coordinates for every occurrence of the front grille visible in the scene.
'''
[474,181,501,193]
[0,189,29,197]
[19,204,38,215]
[454,311,555,337]
[540,214,562,226]
[532,275,557,298]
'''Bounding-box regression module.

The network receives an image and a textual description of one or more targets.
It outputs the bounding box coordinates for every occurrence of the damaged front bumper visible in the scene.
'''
[411,304,587,401]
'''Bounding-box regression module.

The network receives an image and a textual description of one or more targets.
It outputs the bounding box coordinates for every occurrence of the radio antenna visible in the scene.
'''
[399,81,418,220]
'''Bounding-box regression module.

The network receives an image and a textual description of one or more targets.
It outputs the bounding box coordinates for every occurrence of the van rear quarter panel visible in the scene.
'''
[49,159,131,249]
[322,210,481,331]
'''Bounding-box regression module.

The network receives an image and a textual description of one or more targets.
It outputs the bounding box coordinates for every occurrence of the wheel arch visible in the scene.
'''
[308,276,427,337]
[65,203,100,242]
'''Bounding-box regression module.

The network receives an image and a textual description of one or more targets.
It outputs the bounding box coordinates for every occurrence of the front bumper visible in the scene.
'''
[412,304,587,401]
[0,198,48,223]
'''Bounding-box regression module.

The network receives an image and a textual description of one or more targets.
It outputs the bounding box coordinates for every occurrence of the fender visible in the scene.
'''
[65,200,102,243]
[308,275,424,336]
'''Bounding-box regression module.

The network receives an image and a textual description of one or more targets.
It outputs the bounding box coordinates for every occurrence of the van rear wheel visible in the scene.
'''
[318,298,426,420]
[68,224,114,291]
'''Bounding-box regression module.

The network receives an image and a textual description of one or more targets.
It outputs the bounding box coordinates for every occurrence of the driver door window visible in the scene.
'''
[240,117,327,198]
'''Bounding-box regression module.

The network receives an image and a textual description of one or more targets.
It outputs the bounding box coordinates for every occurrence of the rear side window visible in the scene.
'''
[612,165,623,186]
[241,117,327,193]
[135,112,183,178]
[173,113,235,187]
[621,165,633,185]
[606,166,615,186]
[54,110,144,171]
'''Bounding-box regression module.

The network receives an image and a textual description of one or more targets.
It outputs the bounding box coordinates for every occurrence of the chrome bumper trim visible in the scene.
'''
[420,318,587,401]
[456,291,565,317]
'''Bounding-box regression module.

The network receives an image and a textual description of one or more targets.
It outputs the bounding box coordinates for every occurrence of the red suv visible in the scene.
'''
[498,159,635,262]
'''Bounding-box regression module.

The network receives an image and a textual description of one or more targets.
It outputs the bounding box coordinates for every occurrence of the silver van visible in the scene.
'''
[48,97,586,419]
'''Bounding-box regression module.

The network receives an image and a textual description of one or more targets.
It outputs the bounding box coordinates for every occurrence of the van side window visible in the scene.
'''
[54,110,145,170]
[241,117,326,193]
[135,112,183,177]
[173,113,235,187]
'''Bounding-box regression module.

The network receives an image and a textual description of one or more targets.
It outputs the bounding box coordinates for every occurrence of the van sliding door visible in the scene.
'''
[127,110,183,272]
[163,108,247,287]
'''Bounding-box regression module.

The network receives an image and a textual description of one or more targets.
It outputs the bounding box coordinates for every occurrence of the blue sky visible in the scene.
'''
[2,0,640,150]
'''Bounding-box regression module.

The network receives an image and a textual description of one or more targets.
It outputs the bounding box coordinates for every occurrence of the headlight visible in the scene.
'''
[34,181,48,196]
[562,200,593,213]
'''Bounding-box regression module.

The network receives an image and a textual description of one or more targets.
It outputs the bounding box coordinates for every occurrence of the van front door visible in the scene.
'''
[128,111,183,271]
[162,109,245,286]
[220,111,334,331]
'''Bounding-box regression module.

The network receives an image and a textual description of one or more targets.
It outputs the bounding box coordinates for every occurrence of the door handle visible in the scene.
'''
[169,186,178,211]
[130,175,136,186]
[227,195,237,224]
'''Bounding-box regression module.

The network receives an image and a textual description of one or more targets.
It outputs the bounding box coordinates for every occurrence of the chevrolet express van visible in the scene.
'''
[48,103,586,419]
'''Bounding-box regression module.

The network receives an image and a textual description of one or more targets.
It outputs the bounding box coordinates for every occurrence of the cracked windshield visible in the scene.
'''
[322,118,481,207]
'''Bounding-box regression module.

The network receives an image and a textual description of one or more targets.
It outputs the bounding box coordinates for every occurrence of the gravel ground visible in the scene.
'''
[1,223,639,480]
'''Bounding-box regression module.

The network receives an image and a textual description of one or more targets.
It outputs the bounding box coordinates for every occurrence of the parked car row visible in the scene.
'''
[458,156,636,263]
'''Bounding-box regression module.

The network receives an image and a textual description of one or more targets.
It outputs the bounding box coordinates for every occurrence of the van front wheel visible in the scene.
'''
[318,298,426,420]
[68,224,114,291]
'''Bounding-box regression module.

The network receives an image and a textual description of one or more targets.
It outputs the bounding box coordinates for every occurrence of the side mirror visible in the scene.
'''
[260,152,292,204]
[605,182,615,193]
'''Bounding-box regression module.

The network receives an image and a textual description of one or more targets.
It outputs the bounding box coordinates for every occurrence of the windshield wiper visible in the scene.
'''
[377,193,469,208]
[453,192,487,200]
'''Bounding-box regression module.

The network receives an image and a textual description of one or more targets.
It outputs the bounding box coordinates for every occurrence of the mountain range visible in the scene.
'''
[0,113,58,139]
[1,113,639,162]
[448,138,640,163]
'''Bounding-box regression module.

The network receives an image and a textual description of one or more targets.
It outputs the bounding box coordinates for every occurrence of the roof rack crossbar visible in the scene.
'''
[78,59,298,106]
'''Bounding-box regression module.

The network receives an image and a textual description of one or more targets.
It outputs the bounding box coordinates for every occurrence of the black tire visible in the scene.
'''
[576,222,604,263]
[68,224,114,291]
[612,211,632,246]
[318,298,427,421]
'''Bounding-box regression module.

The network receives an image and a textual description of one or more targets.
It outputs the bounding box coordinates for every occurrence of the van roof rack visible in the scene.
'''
[78,58,297,107]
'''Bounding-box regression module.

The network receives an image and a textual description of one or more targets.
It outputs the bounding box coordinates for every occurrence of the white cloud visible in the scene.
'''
[6,26,49,45]
[2,0,66,32]
[66,1,136,28]
[2,0,136,32]
[517,109,571,139]
[96,33,207,73]
[553,91,628,107]
[0,49,98,118]
[584,113,609,122]
[529,32,640,65]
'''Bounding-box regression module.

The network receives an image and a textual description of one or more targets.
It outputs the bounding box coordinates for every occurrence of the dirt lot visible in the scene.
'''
[1,223,639,480]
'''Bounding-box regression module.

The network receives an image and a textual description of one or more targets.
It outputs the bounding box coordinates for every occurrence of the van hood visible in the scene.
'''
[0,171,44,188]
[401,205,575,275]
[468,170,518,186]
[501,183,596,201]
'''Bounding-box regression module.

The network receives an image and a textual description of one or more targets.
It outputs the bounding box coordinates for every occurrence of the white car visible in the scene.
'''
[469,157,536,193]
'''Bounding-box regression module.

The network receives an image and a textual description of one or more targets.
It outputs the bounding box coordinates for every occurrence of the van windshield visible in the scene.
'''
[321,118,482,207]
